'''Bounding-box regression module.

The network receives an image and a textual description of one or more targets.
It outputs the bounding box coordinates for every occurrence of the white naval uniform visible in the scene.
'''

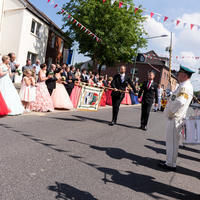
[164,80,193,167]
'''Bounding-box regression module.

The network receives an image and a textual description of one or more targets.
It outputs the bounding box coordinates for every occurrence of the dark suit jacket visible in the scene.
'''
[138,81,158,104]
[61,71,69,81]
[45,71,57,90]
[111,74,137,97]
[81,74,88,83]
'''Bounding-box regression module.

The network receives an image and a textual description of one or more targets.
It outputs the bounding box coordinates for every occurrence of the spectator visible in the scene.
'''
[32,59,41,78]
[8,53,19,82]
[75,68,81,77]
[22,59,33,73]
[93,72,99,84]
[46,64,57,95]
[81,69,88,83]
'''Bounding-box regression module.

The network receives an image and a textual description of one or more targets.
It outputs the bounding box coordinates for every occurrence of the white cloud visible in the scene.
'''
[143,16,175,51]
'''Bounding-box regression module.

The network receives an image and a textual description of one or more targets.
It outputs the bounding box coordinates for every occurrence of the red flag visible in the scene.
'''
[78,23,81,27]
[54,4,58,8]
[134,8,139,14]
[68,14,71,18]
[73,19,77,23]
[176,56,178,59]
[176,20,180,26]
[150,12,154,18]
[119,2,123,8]
[48,0,51,3]
[190,24,194,30]
[164,16,168,22]
[83,27,86,31]
[103,0,106,3]
[61,9,64,14]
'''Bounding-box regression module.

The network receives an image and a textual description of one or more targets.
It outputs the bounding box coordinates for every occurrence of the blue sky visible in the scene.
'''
[29,0,200,90]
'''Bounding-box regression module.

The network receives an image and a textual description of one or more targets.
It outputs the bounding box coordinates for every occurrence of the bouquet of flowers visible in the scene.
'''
[16,69,22,76]
[62,76,66,81]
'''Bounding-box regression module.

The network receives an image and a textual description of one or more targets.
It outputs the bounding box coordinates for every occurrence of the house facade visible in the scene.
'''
[0,0,71,82]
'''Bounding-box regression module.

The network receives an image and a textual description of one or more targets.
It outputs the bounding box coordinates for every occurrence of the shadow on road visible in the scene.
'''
[147,139,200,154]
[72,115,140,129]
[145,145,200,163]
[48,182,97,200]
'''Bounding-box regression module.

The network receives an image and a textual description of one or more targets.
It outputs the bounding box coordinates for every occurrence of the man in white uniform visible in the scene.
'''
[159,65,194,171]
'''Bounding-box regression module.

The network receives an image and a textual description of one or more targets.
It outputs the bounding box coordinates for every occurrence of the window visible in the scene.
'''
[48,57,52,69]
[31,20,36,33]
[31,19,42,37]
[198,68,200,74]
[164,72,166,79]
[27,52,37,65]
[51,34,56,48]
[36,22,42,37]
[60,40,64,53]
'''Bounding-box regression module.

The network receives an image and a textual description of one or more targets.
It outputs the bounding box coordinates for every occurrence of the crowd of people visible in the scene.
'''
[0,53,140,117]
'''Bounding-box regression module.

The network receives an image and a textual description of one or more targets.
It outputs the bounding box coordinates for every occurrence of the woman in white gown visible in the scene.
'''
[0,56,24,115]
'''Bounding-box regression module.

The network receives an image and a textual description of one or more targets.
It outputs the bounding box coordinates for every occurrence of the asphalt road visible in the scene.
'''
[0,105,199,200]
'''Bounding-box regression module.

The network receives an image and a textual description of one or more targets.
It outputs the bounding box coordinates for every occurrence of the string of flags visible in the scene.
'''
[47,0,102,43]
[103,0,200,31]
[144,54,200,61]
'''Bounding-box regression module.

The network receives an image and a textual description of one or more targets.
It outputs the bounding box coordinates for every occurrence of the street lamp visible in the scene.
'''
[132,34,169,80]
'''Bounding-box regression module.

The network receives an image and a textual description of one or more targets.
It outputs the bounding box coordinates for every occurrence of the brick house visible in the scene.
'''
[45,27,72,67]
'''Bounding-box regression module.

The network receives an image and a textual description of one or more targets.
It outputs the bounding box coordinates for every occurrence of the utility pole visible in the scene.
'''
[168,32,173,90]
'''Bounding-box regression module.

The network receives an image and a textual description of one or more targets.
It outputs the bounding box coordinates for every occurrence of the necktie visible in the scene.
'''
[147,81,151,89]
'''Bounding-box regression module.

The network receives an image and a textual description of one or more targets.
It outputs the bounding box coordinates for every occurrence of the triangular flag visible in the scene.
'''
[134,7,139,14]
[176,20,180,26]
[190,24,194,30]
[150,12,154,18]
[50,0,55,5]
[61,9,65,14]
[103,0,106,3]
[54,4,58,8]
[73,19,77,23]
[119,1,123,8]
[176,56,178,59]
[111,0,115,5]
[78,23,81,27]
[164,16,168,22]
[76,21,79,26]
[47,0,51,3]
[127,4,131,11]
[183,23,187,28]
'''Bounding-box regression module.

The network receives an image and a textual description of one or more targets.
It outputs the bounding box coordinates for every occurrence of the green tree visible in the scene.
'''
[59,0,147,73]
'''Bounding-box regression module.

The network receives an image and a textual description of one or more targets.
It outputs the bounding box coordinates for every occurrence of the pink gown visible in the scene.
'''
[0,92,10,116]
[51,82,73,110]
[70,84,82,108]
[106,84,112,106]
[30,71,54,112]
[121,90,132,105]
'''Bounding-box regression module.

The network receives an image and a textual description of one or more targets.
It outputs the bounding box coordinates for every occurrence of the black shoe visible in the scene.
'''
[109,121,115,126]
[158,161,176,171]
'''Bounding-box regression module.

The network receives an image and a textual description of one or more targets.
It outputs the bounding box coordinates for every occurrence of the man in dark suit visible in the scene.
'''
[110,65,137,126]
[138,70,158,131]
[81,69,88,83]
[46,64,57,95]
[65,72,75,96]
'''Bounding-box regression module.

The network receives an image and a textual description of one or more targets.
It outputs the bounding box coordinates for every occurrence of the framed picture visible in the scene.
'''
[77,85,104,111]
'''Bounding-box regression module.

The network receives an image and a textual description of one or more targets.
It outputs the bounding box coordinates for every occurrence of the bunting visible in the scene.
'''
[47,0,102,43]
[106,0,200,32]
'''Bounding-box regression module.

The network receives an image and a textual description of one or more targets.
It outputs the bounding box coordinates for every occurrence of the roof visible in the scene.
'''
[22,0,71,42]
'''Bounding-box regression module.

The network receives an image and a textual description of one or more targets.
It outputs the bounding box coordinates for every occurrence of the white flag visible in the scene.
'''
[127,4,130,11]
[111,0,115,5]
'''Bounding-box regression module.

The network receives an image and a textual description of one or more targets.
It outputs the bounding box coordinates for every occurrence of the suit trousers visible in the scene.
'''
[166,118,182,168]
[141,102,152,127]
[112,95,124,122]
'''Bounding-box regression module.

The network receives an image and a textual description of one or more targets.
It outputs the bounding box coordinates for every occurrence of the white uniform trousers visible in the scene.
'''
[166,118,182,168]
